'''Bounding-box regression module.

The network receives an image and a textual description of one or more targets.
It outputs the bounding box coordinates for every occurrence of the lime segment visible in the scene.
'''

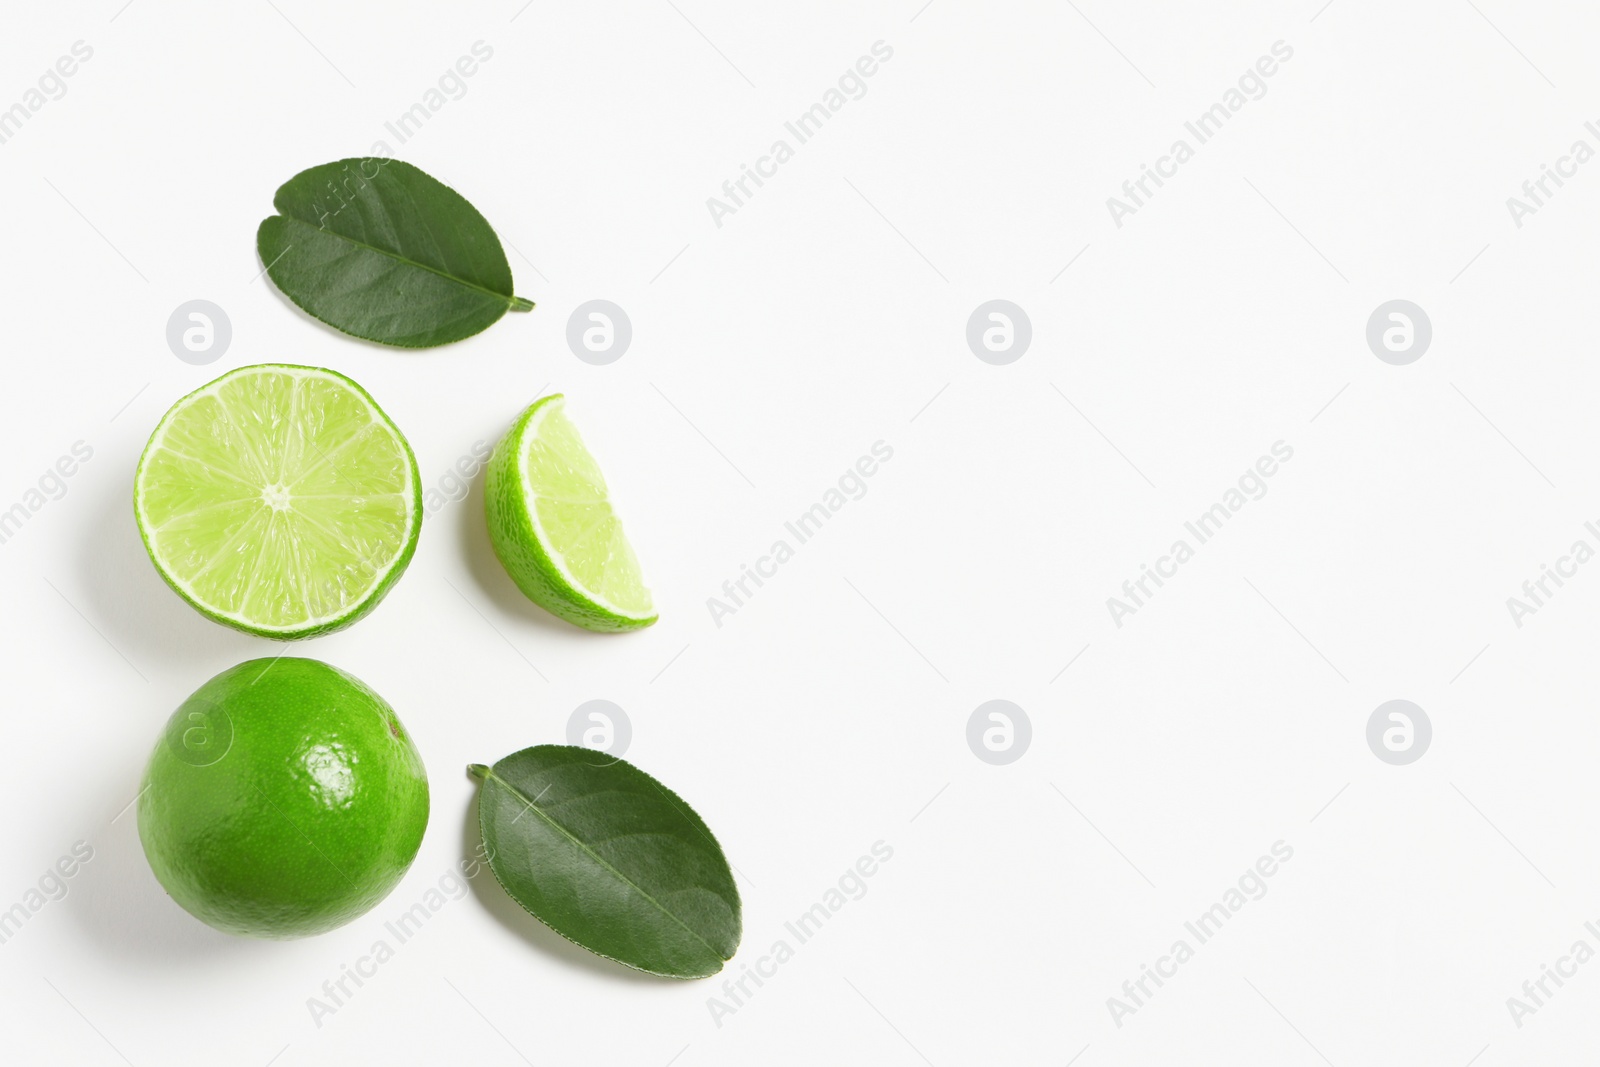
[485,395,655,631]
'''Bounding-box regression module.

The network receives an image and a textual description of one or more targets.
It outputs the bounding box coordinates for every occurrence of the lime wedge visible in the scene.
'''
[484,395,655,631]
[134,365,421,639]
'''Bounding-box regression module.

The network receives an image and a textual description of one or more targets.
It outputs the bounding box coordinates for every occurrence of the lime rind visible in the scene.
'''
[137,657,430,939]
[485,395,656,632]
[134,365,422,639]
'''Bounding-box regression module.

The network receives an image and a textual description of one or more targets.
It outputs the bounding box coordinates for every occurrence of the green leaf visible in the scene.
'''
[469,746,741,979]
[257,158,534,348]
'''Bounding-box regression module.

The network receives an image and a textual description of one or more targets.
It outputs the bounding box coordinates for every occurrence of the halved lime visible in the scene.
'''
[134,365,421,639]
[484,394,655,631]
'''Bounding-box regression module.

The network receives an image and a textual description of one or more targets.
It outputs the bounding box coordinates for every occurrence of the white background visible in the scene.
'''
[2,1,1598,1063]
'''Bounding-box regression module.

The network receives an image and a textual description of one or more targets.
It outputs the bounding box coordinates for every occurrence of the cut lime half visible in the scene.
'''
[134,365,421,639]
[484,395,655,632]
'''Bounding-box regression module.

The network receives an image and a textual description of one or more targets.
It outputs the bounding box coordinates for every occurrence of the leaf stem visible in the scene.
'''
[467,763,491,780]
[508,296,535,313]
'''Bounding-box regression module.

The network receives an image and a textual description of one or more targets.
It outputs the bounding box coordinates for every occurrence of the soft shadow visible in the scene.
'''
[458,464,583,636]
[74,468,261,670]
[458,787,664,984]
[61,776,262,966]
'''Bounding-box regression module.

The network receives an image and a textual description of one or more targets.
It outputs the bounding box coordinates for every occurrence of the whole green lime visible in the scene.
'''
[138,658,429,939]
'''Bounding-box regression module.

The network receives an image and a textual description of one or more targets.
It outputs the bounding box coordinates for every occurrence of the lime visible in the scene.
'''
[484,394,656,632]
[138,658,429,939]
[134,364,421,639]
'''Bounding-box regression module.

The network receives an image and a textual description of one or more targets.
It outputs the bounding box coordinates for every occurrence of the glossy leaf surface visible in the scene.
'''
[471,746,740,978]
[257,158,532,347]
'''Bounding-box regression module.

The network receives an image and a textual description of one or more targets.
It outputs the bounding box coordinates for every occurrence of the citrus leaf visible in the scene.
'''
[257,158,534,348]
[469,746,741,979]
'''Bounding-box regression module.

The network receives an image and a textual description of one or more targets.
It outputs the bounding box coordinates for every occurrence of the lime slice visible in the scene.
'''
[484,394,655,631]
[134,365,421,639]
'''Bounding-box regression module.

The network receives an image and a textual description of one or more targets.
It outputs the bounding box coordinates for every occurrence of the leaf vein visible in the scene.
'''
[271,215,520,310]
